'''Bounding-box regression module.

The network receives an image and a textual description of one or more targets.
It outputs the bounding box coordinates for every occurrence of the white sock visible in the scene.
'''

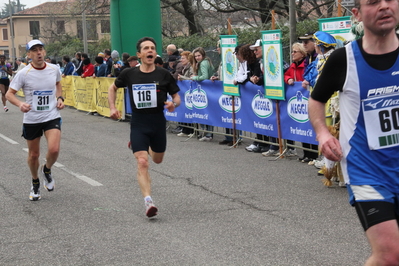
[144,196,152,203]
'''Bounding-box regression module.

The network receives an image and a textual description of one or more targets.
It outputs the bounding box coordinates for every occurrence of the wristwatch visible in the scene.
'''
[173,101,178,107]
[57,96,65,102]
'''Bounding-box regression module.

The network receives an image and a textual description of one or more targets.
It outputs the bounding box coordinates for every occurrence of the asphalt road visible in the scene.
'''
[0,103,370,266]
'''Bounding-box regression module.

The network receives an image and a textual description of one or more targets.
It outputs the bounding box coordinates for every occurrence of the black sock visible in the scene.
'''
[32,179,40,186]
[43,164,51,174]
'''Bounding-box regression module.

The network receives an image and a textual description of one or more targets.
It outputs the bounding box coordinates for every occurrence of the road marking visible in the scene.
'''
[0,133,19,144]
[54,162,103,186]
[21,149,103,187]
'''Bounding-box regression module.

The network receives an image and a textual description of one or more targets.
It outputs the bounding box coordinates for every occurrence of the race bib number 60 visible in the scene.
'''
[362,94,399,150]
[132,83,157,109]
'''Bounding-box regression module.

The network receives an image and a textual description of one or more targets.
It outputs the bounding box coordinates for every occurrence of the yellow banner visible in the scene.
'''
[60,76,125,119]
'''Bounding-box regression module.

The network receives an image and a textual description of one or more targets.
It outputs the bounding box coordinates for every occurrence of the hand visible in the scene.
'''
[109,107,121,120]
[302,80,309,89]
[164,101,176,112]
[317,132,343,162]
[288,79,294,85]
[19,102,31,113]
[250,75,259,84]
[210,76,218,81]
[56,98,65,110]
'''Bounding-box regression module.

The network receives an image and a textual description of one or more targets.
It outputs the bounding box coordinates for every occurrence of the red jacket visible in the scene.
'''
[82,63,94,78]
[284,59,305,83]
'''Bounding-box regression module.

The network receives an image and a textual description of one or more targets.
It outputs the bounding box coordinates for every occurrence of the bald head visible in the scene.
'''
[166,44,177,55]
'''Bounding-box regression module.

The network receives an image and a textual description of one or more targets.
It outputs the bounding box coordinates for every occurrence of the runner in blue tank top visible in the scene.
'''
[309,0,399,264]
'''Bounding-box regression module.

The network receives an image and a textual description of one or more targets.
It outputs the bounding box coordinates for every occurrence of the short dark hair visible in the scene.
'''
[82,53,89,59]
[95,56,104,64]
[136,37,156,53]
[154,57,163,65]
[63,55,70,62]
[104,49,111,56]
[127,55,138,62]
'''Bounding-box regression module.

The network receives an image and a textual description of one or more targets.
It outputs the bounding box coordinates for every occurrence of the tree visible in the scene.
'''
[0,0,25,18]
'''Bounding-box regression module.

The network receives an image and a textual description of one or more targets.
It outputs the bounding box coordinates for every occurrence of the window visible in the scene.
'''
[2,28,8,41]
[101,20,110,34]
[29,21,40,38]
[56,21,65,34]
[77,20,98,40]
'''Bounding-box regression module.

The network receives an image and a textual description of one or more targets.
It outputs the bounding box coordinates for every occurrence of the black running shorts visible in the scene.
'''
[0,78,10,88]
[22,118,62,140]
[129,112,167,153]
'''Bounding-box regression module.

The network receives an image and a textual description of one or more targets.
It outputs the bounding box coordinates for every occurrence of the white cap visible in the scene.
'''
[26,40,44,51]
[250,39,262,50]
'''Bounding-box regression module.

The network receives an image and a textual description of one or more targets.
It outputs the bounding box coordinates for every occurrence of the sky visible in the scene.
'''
[0,0,58,10]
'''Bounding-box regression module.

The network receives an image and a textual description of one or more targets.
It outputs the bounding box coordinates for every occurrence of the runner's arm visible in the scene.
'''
[108,83,120,119]
[308,97,342,161]
[5,87,31,113]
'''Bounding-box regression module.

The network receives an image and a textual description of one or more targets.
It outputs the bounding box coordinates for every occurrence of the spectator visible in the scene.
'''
[191,47,214,141]
[81,58,94,78]
[298,32,319,163]
[164,44,180,73]
[154,56,163,67]
[13,58,26,76]
[127,56,139,68]
[61,55,76,77]
[109,50,123,77]
[75,52,83,76]
[175,51,195,138]
[121,52,130,67]
[283,42,308,157]
[191,47,214,82]
[104,49,112,76]
[246,40,272,154]
[93,56,107,77]
[51,59,62,75]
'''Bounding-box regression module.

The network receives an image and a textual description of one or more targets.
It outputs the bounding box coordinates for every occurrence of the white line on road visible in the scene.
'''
[20,149,103,187]
[0,133,19,144]
[54,162,103,186]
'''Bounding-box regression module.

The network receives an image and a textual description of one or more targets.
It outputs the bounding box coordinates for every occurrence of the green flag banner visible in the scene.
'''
[318,16,355,44]
[220,35,239,96]
[261,30,285,100]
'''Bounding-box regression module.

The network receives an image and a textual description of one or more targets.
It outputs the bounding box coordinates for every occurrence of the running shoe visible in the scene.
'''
[145,200,158,218]
[198,136,212,142]
[29,184,41,201]
[245,144,257,152]
[177,132,189,137]
[4,106,8,112]
[285,149,297,157]
[41,164,55,191]
[262,149,279,157]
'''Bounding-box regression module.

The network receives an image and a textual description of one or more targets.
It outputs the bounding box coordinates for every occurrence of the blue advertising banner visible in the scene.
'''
[164,80,317,145]
[279,82,318,145]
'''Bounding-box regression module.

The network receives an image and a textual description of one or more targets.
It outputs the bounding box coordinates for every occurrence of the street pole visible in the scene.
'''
[8,0,16,61]
[81,0,88,53]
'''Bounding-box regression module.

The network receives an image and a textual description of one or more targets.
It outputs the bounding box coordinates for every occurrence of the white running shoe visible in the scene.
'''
[245,144,257,151]
[262,149,279,157]
[29,185,41,201]
[285,149,297,157]
[145,200,158,218]
[4,106,8,112]
[41,165,55,192]
[199,136,212,142]
[177,132,189,137]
